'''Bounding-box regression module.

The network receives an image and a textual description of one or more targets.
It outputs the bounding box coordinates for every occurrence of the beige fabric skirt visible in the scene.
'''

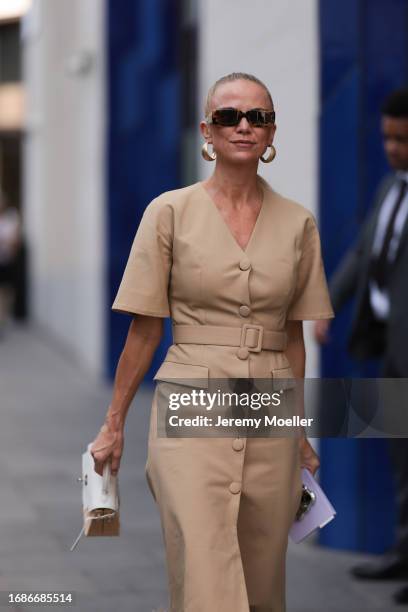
[145,385,302,612]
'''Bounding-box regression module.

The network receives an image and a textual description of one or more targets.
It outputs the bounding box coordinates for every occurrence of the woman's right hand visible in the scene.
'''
[90,409,124,476]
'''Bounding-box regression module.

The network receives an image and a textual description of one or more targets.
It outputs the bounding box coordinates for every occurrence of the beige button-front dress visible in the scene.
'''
[112,175,334,612]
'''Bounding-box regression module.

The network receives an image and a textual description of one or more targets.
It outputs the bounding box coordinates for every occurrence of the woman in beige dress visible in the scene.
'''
[90,72,334,612]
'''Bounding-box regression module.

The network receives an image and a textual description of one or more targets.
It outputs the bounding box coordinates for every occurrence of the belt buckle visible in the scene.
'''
[240,323,264,353]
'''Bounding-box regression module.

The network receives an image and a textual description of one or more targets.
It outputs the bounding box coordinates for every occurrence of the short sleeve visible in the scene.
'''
[111,199,173,317]
[286,214,334,321]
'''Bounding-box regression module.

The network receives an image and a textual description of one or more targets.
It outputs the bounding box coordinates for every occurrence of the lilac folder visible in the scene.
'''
[289,468,336,543]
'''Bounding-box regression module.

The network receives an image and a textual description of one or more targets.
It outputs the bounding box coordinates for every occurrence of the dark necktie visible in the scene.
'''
[371,178,408,289]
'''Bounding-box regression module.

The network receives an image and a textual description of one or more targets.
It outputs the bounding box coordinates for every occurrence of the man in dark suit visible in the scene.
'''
[315,88,408,605]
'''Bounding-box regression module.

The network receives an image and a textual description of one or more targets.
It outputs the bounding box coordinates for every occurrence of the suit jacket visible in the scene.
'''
[330,173,408,375]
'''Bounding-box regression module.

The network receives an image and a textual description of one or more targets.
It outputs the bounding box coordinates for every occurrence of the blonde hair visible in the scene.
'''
[204,72,274,117]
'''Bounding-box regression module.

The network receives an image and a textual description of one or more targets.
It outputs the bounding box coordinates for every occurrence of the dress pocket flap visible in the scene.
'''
[153,361,209,388]
[271,366,297,391]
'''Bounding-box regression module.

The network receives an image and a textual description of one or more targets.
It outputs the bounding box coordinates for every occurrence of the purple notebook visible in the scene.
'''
[289,468,336,543]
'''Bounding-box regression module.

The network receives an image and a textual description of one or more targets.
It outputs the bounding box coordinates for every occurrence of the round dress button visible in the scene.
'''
[232,438,244,451]
[239,305,251,317]
[233,378,254,393]
[237,347,249,360]
[239,259,251,271]
[229,481,241,494]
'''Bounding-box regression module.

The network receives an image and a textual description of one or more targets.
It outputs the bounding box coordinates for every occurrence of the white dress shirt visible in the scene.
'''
[369,171,408,320]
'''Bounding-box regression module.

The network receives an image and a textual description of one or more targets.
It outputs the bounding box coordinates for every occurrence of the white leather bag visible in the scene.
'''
[70,443,120,551]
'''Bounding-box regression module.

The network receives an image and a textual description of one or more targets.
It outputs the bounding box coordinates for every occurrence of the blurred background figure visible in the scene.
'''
[315,88,408,604]
[0,188,21,335]
[0,1,27,331]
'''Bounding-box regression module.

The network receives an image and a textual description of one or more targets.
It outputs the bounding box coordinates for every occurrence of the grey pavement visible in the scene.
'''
[0,322,406,612]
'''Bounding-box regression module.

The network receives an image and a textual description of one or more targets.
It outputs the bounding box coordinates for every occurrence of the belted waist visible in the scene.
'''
[172,324,287,352]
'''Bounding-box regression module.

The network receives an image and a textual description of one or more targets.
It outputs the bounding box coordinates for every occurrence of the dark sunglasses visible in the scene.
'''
[206,107,275,127]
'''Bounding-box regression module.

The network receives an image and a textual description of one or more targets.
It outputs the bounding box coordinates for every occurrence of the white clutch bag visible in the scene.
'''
[70,443,120,551]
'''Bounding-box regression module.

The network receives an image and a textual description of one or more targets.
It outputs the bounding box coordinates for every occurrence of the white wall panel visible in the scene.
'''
[23,0,106,376]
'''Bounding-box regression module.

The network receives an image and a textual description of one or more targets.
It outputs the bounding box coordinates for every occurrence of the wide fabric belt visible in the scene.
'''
[172,324,287,352]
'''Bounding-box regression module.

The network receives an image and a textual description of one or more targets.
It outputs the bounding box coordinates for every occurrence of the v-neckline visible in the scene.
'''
[198,177,267,255]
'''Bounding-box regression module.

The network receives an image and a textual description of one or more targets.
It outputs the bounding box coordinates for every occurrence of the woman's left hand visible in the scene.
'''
[299,437,320,476]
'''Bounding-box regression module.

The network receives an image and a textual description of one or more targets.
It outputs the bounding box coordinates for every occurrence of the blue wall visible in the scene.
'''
[106,0,181,380]
[319,0,408,552]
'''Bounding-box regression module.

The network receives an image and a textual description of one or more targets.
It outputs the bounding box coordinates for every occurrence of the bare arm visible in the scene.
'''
[314,241,362,343]
[91,314,164,475]
[286,320,320,475]
[285,320,305,378]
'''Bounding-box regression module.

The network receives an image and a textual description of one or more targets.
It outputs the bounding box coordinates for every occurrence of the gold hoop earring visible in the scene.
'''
[202,141,216,162]
[260,144,276,163]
